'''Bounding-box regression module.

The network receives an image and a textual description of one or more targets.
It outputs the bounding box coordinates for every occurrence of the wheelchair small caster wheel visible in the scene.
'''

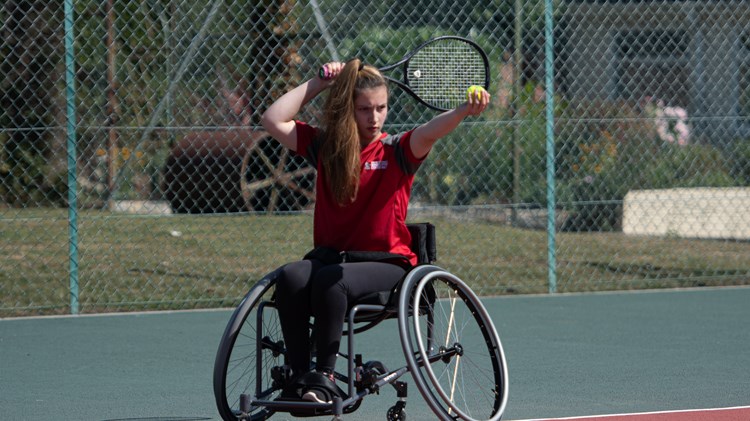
[387,403,406,420]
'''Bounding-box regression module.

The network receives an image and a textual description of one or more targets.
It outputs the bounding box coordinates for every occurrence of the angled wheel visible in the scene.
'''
[398,265,508,421]
[213,269,284,421]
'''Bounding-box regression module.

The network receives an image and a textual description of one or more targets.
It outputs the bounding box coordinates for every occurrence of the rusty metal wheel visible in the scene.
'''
[241,135,316,213]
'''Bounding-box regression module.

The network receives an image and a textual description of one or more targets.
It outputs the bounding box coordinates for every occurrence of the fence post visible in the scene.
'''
[64,0,79,314]
[545,0,557,293]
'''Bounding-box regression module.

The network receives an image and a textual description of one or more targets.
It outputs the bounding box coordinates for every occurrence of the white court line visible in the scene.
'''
[0,306,231,321]
[510,405,750,421]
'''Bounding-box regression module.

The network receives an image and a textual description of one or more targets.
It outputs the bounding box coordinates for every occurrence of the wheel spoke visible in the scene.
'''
[240,138,315,212]
[448,354,460,413]
[444,294,457,346]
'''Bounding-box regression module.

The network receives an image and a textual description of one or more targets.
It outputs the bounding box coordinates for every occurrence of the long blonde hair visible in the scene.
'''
[320,59,388,205]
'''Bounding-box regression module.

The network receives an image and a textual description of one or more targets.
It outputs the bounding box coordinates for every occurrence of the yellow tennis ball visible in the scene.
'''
[466,85,483,101]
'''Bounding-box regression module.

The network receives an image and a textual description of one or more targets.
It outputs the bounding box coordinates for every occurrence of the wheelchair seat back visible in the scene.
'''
[408,222,437,265]
[352,222,436,307]
[349,223,437,325]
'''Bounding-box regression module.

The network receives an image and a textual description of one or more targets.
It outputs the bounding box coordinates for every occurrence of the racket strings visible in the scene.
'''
[407,40,487,110]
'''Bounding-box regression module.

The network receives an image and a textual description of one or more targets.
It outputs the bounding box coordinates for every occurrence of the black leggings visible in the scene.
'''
[275,259,407,375]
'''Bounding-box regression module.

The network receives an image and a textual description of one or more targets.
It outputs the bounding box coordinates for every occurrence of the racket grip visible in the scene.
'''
[318,65,331,80]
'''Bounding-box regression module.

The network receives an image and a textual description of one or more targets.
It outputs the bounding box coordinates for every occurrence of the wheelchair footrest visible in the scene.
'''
[258,396,359,418]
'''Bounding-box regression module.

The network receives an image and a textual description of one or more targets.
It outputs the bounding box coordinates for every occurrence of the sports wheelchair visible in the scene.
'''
[213,223,508,420]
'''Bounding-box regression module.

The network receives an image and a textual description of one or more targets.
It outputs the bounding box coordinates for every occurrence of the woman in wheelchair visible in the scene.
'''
[214,59,506,421]
[261,59,488,401]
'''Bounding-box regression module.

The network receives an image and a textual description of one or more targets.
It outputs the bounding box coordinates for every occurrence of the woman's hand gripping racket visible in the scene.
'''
[319,36,490,112]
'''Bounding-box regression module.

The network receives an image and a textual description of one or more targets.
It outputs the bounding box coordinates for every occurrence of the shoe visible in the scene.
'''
[301,388,331,404]
[300,370,337,404]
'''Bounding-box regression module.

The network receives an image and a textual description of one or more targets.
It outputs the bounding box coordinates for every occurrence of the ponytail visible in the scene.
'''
[320,59,388,205]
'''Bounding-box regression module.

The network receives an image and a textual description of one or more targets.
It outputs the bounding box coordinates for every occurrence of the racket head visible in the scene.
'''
[387,36,490,111]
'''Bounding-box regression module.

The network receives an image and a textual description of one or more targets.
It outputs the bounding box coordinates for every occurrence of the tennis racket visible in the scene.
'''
[319,36,490,112]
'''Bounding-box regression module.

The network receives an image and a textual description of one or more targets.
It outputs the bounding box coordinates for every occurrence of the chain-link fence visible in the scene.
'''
[2,0,749,316]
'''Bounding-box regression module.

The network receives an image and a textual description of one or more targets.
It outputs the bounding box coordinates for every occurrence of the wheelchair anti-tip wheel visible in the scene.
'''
[213,270,283,421]
[398,265,508,421]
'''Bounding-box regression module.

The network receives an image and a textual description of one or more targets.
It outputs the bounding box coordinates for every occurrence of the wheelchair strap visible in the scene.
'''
[303,247,412,268]
[303,223,436,267]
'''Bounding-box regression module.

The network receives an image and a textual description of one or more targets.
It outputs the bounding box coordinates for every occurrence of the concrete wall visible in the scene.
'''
[623,187,750,239]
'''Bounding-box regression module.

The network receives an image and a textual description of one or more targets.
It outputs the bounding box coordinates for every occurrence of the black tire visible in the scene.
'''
[213,270,284,421]
[387,405,407,420]
[397,265,508,421]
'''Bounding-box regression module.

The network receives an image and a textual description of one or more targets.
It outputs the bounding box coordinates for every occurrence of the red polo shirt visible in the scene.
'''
[294,121,424,265]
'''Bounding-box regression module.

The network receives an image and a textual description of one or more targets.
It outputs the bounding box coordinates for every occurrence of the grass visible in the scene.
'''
[2,208,749,316]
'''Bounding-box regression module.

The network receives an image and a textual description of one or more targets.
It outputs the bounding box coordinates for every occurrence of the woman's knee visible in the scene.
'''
[275,260,320,305]
[309,266,347,308]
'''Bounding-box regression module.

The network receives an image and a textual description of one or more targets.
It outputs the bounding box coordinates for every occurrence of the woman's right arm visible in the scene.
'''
[260,63,343,151]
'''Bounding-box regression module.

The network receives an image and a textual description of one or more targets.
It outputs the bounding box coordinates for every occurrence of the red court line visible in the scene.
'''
[516,406,750,421]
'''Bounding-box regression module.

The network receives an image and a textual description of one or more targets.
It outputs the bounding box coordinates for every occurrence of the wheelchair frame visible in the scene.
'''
[213,225,509,421]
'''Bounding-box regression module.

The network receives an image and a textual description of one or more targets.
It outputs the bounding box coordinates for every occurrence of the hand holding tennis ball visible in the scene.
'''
[464,85,490,116]
[466,85,485,102]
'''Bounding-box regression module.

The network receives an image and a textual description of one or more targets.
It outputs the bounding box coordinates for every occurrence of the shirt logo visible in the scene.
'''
[364,160,388,170]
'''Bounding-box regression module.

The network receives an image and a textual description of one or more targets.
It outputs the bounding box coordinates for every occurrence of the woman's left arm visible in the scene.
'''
[409,89,490,159]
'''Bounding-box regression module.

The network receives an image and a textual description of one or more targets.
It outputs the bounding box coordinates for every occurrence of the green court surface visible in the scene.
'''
[2,286,749,421]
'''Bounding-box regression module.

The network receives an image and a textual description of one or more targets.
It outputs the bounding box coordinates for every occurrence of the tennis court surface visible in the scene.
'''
[2,286,748,421]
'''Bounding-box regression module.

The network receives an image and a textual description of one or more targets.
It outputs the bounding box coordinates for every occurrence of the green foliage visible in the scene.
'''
[413,82,557,206]
[727,138,750,186]
[413,122,514,205]
[642,143,736,189]
[556,100,741,231]
[0,2,61,207]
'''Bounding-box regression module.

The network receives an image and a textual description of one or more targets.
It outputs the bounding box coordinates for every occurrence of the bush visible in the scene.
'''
[727,138,750,186]
[557,99,740,231]
[641,143,736,189]
[413,82,554,206]
[556,100,649,231]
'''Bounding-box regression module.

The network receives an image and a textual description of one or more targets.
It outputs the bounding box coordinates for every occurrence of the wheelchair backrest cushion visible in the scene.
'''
[407,222,436,264]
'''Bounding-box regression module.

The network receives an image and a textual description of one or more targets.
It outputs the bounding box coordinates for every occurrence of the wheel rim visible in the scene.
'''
[407,270,507,421]
[241,138,315,213]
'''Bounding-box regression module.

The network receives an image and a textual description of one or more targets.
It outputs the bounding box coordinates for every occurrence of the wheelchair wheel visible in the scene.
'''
[213,270,283,421]
[398,265,508,421]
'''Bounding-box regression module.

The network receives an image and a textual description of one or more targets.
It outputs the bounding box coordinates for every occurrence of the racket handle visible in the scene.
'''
[318,65,332,80]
